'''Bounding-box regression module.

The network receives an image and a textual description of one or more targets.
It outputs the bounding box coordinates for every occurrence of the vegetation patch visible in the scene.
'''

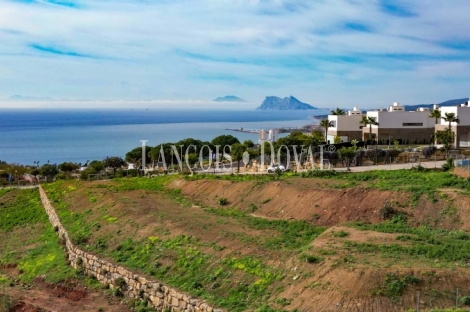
[373,273,420,298]
[0,189,77,283]
[347,215,470,263]
[304,169,470,203]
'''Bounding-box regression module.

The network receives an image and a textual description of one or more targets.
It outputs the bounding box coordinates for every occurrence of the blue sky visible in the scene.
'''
[1,0,470,109]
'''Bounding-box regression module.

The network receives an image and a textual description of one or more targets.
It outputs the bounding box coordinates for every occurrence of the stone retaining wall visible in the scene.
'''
[38,186,221,312]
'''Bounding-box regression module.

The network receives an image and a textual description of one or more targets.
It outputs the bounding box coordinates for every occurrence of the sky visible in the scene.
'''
[1,0,470,109]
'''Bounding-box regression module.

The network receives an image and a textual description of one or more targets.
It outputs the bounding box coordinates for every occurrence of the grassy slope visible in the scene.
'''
[301,168,470,203]
[44,178,327,312]
[0,188,79,284]
[42,169,470,311]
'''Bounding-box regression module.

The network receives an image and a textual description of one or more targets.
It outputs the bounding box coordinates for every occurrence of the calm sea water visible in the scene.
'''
[0,109,321,165]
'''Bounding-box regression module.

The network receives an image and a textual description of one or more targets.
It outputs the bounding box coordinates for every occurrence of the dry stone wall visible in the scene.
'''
[39,186,221,312]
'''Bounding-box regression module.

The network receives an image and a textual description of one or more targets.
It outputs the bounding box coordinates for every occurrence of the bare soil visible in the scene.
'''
[1,269,130,312]
[170,178,468,230]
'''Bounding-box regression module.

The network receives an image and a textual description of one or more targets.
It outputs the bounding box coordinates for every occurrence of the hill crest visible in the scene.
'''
[256,96,317,110]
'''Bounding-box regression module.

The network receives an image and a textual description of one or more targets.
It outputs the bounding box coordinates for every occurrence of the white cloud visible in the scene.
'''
[0,0,469,108]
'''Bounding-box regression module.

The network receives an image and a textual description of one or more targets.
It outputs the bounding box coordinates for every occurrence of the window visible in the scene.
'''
[403,123,423,126]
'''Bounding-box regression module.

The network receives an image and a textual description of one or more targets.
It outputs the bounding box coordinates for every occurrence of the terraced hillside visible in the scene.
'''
[40,169,470,311]
[0,188,132,312]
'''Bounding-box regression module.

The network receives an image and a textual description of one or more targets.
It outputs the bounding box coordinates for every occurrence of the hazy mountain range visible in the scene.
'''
[404,98,469,110]
[213,96,247,102]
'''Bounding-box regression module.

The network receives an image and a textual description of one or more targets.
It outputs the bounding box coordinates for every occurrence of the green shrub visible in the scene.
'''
[384,273,420,298]
[302,169,337,178]
[113,287,123,297]
[114,277,127,289]
[460,296,470,306]
[300,254,322,264]
[0,294,13,311]
[217,198,228,206]
[76,257,83,266]
[261,198,271,204]
[379,201,395,220]
[442,158,454,172]
[55,172,67,180]
[396,235,412,241]
[333,230,349,238]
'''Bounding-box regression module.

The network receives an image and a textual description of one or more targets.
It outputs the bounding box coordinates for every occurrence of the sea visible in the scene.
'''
[0,109,323,165]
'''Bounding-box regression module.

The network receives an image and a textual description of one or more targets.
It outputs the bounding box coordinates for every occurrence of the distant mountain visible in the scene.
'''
[404,98,469,111]
[256,96,317,110]
[213,96,247,102]
[8,95,54,101]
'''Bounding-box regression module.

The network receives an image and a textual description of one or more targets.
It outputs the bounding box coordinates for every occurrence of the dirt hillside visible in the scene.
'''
[170,177,469,231]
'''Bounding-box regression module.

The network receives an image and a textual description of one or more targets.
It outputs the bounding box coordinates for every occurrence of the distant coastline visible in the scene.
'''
[0,109,322,165]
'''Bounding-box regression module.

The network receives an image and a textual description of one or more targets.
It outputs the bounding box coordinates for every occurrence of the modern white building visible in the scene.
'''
[258,128,278,144]
[327,107,364,143]
[436,100,470,147]
[364,102,435,144]
[268,129,278,142]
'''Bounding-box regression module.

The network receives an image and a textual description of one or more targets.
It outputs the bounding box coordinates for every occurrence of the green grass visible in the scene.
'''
[376,273,419,298]
[0,189,77,283]
[345,215,470,264]
[184,173,275,183]
[106,234,282,311]
[0,188,47,231]
[208,207,325,250]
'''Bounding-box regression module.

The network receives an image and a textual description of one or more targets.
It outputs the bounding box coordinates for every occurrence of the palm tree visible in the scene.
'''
[319,119,334,142]
[359,115,368,140]
[429,108,441,124]
[443,112,460,130]
[366,116,378,141]
[330,107,345,115]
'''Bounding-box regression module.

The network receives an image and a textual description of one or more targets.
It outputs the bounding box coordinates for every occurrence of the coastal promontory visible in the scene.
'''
[256,96,317,110]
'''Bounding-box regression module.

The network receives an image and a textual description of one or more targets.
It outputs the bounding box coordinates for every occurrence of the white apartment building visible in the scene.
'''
[364,102,435,144]
[327,107,364,143]
[436,101,470,147]
[258,128,278,144]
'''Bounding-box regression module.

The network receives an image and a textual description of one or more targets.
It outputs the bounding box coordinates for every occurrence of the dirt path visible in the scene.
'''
[1,276,130,312]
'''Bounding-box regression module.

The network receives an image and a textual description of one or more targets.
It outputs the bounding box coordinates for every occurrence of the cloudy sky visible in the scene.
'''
[1,0,470,108]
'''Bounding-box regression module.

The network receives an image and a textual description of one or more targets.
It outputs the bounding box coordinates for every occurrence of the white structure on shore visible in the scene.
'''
[258,128,278,144]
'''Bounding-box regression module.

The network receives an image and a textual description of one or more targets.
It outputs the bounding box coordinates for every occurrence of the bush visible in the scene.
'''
[300,254,322,264]
[302,169,337,178]
[76,257,83,266]
[112,287,123,297]
[460,296,470,306]
[0,294,13,311]
[55,172,67,180]
[379,201,395,220]
[410,165,426,172]
[333,230,349,237]
[442,158,454,172]
[385,274,406,297]
[114,277,127,289]
[218,198,228,206]
[80,168,97,180]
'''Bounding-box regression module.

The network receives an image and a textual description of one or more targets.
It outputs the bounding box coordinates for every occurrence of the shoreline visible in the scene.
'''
[225,116,322,135]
